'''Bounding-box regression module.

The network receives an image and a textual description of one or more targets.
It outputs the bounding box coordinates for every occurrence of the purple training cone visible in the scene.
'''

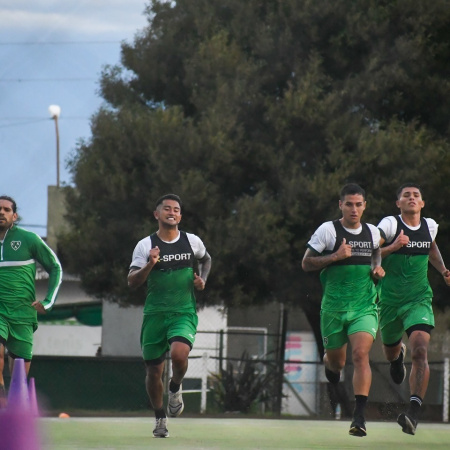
[0,409,41,450]
[28,377,39,416]
[7,359,29,411]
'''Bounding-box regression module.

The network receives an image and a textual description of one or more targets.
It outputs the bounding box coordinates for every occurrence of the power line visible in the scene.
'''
[0,117,88,128]
[0,41,122,45]
[0,78,96,82]
[21,224,46,229]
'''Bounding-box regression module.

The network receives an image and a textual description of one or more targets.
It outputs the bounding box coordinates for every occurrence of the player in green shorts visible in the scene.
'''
[302,184,385,437]
[128,194,211,438]
[0,195,62,404]
[377,183,450,435]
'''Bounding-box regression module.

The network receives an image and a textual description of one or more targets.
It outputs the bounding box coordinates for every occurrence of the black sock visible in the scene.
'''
[353,395,368,418]
[155,408,166,419]
[408,395,422,420]
[169,379,181,393]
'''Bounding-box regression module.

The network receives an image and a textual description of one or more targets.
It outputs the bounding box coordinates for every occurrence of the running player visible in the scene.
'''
[128,194,212,438]
[0,195,62,402]
[302,183,384,437]
[377,183,450,435]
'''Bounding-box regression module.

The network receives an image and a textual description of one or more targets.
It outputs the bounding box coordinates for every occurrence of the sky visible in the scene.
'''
[0,1,150,236]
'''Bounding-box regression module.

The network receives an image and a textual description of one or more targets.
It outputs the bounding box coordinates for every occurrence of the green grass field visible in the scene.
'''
[40,417,450,449]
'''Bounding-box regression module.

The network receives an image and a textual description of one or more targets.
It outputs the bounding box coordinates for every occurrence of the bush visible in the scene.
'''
[210,351,279,413]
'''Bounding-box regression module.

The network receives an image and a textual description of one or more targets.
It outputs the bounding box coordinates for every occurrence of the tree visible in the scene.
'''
[61,0,450,332]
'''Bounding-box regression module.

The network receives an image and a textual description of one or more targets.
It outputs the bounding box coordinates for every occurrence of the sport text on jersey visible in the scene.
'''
[348,240,372,257]
[158,253,192,262]
[406,241,431,249]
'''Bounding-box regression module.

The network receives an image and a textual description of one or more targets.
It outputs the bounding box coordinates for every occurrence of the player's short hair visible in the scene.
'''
[396,183,423,199]
[155,194,182,211]
[0,195,17,213]
[340,183,365,201]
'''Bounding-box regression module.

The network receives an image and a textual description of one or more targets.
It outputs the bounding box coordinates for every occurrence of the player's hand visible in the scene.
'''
[442,269,450,286]
[335,238,352,260]
[371,265,385,280]
[394,229,409,250]
[32,301,46,314]
[149,246,160,265]
[193,273,205,291]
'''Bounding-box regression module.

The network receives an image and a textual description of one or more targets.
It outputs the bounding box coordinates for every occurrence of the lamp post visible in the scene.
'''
[48,105,61,187]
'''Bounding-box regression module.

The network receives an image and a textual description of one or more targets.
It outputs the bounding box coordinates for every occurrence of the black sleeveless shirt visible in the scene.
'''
[390,216,432,256]
[330,220,374,266]
[150,231,195,271]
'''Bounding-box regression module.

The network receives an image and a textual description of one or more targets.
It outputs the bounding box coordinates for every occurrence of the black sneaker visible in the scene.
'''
[397,412,417,435]
[325,367,340,384]
[390,343,407,384]
[349,416,367,437]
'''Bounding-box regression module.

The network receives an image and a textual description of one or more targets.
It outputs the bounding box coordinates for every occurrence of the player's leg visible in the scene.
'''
[379,303,407,384]
[349,331,374,396]
[323,346,346,382]
[166,313,197,418]
[383,340,407,384]
[0,341,6,408]
[141,313,170,438]
[346,309,377,437]
[396,301,434,435]
[144,359,169,438]
[7,354,31,376]
[320,310,347,383]
[408,328,431,400]
[397,324,432,435]
[347,331,374,437]
[6,322,33,381]
[169,340,190,385]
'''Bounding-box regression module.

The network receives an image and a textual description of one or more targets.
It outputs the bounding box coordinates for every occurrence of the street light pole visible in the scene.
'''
[48,105,61,187]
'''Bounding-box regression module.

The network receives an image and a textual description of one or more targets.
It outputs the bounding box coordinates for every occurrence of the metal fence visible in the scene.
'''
[163,328,450,422]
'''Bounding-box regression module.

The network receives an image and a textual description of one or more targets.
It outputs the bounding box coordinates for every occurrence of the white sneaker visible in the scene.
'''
[153,417,169,438]
[167,383,184,417]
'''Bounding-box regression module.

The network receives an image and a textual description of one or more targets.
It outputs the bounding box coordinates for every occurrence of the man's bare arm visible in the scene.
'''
[128,246,160,290]
[193,251,212,291]
[197,251,212,282]
[302,239,352,272]
[429,241,450,285]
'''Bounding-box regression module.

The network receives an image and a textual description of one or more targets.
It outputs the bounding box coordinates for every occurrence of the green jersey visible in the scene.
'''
[130,231,207,314]
[0,225,62,325]
[378,216,435,306]
[307,220,380,312]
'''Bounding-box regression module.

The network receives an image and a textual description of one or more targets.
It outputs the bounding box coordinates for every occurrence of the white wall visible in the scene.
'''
[101,301,227,361]
[33,321,102,357]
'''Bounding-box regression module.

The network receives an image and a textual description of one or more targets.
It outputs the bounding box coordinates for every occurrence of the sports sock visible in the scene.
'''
[353,395,368,418]
[155,408,166,419]
[407,395,422,420]
[169,379,181,393]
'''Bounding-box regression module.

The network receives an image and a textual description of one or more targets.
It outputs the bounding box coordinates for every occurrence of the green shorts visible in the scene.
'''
[140,312,198,361]
[379,300,434,345]
[0,315,35,360]
[320,307,378,350]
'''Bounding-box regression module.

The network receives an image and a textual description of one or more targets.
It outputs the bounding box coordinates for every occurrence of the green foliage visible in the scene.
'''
[210,352,280,413]
[60,0,450,314]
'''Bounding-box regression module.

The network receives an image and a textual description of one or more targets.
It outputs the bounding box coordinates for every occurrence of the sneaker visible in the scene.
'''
[325,367,340,384]
[167,383,184,417]
[397,412,417,435]
[349,416,367,437]
[153,418,169,438]
[390,343,407,384]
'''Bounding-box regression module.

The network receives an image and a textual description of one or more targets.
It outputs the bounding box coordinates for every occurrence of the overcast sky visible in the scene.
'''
[0,1,150,236]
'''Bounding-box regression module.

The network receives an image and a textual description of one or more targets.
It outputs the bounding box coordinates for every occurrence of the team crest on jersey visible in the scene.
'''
[11,241,21,251]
